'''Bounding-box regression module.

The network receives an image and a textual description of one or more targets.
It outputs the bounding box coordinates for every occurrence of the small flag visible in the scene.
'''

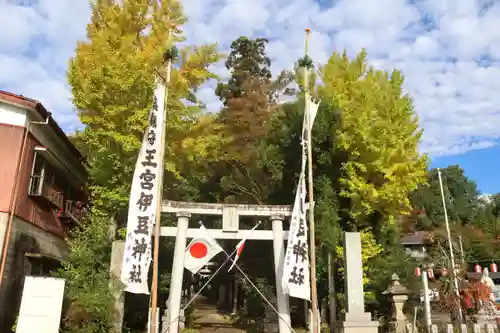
[228,223,260,272]
[184,226,222,274]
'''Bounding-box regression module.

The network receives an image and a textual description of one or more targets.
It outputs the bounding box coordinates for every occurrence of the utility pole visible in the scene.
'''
[437,168,463,323]
[422,270,432,332]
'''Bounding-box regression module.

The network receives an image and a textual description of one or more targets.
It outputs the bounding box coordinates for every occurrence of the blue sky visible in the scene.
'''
[431,146,500,195]
[1,0,500,194]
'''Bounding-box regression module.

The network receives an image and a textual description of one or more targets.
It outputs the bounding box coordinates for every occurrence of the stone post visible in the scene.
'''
[383,274,409,333]
[232,277,238,315]
[271,214,292,333]
[110,240,125,333]
[166,212,190,333]
[337,232,379,333]
[217,285,226,306]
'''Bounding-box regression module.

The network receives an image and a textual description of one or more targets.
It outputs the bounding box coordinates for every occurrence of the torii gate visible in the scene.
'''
[160,200,293,333]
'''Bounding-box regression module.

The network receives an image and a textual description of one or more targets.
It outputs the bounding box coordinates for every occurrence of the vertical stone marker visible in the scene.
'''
[338,232,379,333]
[110,240,125,333]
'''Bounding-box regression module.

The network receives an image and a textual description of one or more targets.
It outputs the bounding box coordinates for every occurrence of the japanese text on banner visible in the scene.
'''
[281,97,319,301]
[120,82,166,294]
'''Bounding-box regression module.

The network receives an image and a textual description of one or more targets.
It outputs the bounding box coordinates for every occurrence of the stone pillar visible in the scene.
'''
[321,298,328,323]
[232,277,238,315]
[217,285,226,306]
[110,240,125,333]
[271,214,292,333]
[337,232,379,333]
[383,274,409,333]
[166,212,190,333]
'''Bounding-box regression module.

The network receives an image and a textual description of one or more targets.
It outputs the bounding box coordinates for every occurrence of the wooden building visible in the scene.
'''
[0,90,88,331]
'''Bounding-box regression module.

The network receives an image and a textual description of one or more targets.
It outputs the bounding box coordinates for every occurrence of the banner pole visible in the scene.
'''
[303,28,319,333]
[150,46,173,333]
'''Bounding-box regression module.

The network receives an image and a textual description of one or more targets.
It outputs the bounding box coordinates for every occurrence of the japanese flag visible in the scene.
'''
[184,226,222,274]
[228,224,260,272]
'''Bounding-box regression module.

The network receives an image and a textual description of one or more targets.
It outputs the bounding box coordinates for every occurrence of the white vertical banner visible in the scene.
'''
[282,170,310,300]
[121,80,166,294]
[281,96,319,300]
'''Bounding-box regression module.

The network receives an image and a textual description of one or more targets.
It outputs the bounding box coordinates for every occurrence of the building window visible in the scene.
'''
[28,152,46,196]
[28,150,85,214]
[28,152,64,208]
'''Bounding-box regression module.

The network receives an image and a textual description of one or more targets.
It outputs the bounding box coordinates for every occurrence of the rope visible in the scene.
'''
[160,246,238,333]
[200,222,298,333]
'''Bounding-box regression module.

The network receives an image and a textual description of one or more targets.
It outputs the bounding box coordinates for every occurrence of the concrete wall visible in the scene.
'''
[0,212,68,332]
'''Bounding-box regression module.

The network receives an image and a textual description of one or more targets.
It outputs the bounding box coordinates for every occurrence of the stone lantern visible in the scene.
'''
[383,274,410,333]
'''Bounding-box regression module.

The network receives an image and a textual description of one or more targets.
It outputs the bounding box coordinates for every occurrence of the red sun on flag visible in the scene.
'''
[184,231,222,274]
[189,241,208,259]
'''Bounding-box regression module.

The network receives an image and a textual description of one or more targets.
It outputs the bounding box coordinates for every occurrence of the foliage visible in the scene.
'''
[215,37,272,106]
[63,0,226,331]
[69,0,225,212]
[410,166,481,228]
[224,49,429,319]
[490,193,500,218]
[298,55,314,69]
[56,211,116,333]
[11,316,17,332]
[335,230,383,288]
[62,9,500,327]
[209,37,292,205]
[409,165,500,266]
[318,50,428,231]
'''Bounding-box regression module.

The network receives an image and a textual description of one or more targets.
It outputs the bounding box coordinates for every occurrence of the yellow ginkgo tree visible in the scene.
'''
[318,50,428,231]
[68,0,226,212]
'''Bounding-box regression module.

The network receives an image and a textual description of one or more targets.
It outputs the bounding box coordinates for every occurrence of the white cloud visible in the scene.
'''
[0,0,90,132]
[1,0,500,157]
[479,193,493,203]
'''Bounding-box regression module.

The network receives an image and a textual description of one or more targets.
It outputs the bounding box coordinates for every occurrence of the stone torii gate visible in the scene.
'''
[161,200,293,333]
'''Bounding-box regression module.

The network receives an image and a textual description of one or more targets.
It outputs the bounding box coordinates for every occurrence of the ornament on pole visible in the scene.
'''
[491,262,498,273]
[474,263,482,273]
[163,46,179,63]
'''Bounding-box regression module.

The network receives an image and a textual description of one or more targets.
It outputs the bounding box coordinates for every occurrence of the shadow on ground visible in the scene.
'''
[191,296,246,333]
